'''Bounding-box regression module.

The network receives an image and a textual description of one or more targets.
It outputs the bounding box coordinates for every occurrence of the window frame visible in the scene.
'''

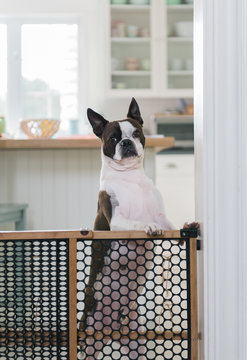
[0,15,83,135]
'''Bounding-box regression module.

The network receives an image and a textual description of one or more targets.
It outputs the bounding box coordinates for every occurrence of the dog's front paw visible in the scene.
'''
[144,223,163,236]
[183,221,200,232]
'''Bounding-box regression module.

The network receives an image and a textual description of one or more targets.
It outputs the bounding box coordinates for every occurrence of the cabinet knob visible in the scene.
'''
[166,163,177,169]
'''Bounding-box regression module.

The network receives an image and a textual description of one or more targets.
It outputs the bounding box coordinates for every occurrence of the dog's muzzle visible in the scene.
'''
[120,139,137,158]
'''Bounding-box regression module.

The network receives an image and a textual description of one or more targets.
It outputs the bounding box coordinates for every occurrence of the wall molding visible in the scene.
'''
[237,1,247,358]
[195,0,247,359]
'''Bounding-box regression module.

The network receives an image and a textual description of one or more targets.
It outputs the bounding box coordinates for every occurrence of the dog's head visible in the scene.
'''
[87,98,145,162]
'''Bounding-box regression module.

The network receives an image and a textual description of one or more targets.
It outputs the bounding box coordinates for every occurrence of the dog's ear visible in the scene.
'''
[87,108,109,138]
[127,98,144,126]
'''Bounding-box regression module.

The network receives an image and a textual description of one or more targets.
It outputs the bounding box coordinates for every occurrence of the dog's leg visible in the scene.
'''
[81,239,154,359]
[121,339,146,359]
[120,308,146,360]
[78,339,110,360]
[118,240,154,359]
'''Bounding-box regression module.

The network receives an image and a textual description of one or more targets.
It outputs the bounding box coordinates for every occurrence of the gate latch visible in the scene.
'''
[180,228,199,238]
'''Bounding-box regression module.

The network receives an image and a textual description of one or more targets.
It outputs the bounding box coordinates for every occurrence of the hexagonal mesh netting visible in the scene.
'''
[0,239,69,360]
[0,231,197,360]
[77,238,191,360]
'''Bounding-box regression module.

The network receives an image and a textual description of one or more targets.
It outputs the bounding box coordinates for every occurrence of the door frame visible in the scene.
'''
[194,0,247,359]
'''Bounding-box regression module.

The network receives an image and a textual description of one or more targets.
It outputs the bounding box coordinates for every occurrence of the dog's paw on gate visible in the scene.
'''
[179,221,200,246]
[183,221,200,233]
[144,223,163,236]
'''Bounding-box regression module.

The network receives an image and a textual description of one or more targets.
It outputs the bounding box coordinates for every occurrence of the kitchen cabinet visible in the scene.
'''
[150,113,194,147]
[165,4,193,95]
[110,4,152,93]
[103,0,193,98]
[156,153,195,228]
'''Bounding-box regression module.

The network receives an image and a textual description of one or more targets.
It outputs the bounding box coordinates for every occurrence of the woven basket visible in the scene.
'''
[20,119,60,138]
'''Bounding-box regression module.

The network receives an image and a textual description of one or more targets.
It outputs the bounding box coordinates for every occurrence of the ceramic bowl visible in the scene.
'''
[175,21,193,37]
[20,119,60,138]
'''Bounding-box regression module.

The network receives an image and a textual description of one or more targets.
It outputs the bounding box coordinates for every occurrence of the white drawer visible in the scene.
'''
[156,154,194,177]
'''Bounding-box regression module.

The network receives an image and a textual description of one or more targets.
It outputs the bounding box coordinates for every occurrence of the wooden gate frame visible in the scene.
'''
[0,229,198,360]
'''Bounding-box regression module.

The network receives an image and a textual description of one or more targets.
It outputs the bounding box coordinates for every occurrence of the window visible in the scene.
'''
[0,18,81,134]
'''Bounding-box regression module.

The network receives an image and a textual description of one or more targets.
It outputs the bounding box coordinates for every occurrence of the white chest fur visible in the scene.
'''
[100,153,174,232]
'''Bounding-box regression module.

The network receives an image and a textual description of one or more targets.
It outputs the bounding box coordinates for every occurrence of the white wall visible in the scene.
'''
[0,0,98,14]
[99,98,179,134]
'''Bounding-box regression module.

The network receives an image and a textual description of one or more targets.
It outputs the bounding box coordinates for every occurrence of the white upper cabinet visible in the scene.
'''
[108,0,153,97]
[165,2,193,97]
[104,0,193,98]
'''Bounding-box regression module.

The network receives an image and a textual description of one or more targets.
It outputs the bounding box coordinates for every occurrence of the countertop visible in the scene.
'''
[0,136,174,150]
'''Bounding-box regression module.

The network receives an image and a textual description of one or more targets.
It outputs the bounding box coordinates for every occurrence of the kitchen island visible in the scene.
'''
[0,136,174,230]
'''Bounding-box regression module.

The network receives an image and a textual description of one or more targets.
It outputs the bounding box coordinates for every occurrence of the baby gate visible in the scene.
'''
[0,229,198,360]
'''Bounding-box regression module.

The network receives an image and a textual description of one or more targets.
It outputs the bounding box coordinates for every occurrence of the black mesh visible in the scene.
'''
[77,238,190,360]
[0,234,195,359]
[0,239,69,360]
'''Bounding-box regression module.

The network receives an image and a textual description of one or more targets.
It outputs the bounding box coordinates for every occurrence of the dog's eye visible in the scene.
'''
[133,130,140,138]
[110,136,117,143]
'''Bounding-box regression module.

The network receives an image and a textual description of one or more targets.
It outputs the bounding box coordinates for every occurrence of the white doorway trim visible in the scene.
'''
[194,0,247,359]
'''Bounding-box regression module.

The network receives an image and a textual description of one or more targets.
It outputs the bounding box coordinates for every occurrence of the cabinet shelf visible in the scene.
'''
[111,37,150,43]
[167,5,193,11]
[112,70,151,76]
[168,70,193,76]
[154,114,194,123]
[168,37,193,43]
[110,5,150,12]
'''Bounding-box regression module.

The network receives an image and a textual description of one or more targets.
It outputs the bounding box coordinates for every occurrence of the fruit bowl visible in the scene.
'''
[20,118,60,138]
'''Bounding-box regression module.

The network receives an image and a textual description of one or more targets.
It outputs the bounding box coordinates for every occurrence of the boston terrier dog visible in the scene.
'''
[90,97,174,234]
[79,98,179,359]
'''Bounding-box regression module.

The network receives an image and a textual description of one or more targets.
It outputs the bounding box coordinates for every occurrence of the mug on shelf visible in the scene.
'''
[116,82,126,89]
[185,58,193,70]
[141,59,151,71]
[140,27,149,37]
[169,58,183,71]
[111,57,120,71]
[126,58,140,71]
[175,21,193,37]
[116,22,127,37]
[127,25,139,38]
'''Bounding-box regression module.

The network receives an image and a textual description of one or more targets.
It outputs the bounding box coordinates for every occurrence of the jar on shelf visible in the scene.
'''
[126,58,140,71]
[127,25,139,38]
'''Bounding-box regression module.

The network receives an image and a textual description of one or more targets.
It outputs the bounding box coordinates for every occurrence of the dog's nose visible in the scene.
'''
[121,139,132,148]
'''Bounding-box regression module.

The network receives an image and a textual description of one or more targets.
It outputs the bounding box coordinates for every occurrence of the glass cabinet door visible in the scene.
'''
[110,1,152,91]
[166,1,193,90]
